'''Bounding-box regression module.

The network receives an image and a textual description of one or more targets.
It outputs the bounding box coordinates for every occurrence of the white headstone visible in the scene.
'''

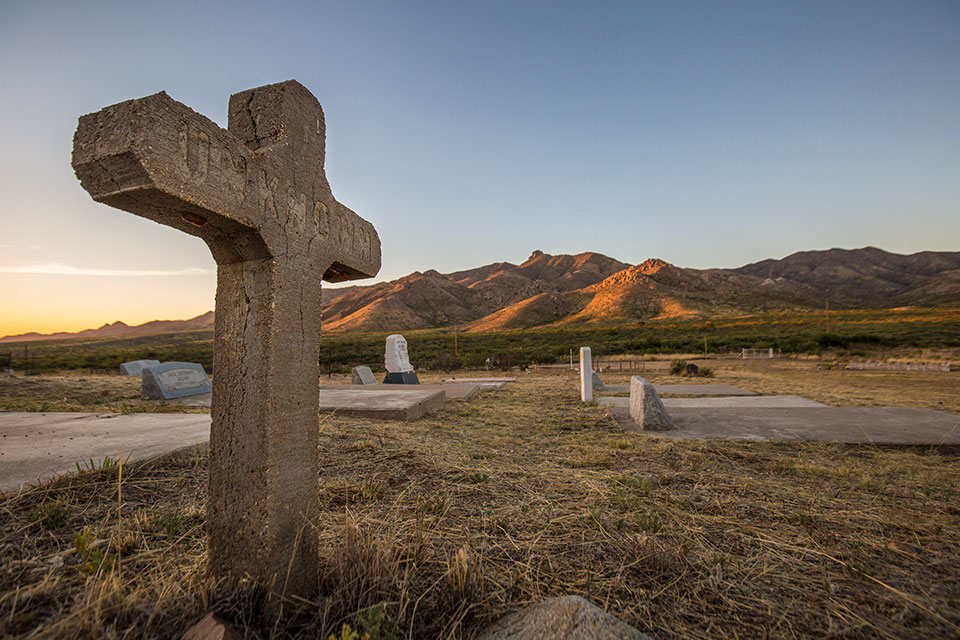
[119,359,160,376]
[580,347,593,403]
[351,365,377,385]
[141,362,212,400]
[385,334,414,373]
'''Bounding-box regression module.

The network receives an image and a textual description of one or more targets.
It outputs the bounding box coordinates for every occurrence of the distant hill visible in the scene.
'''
[3,247,958,341]
[0,311,215,343]
[323,247,960,333]
[732,247,960,307]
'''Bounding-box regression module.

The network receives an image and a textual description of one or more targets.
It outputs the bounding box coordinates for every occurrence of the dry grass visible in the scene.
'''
[2,365,960,638]
[0,373,208,413]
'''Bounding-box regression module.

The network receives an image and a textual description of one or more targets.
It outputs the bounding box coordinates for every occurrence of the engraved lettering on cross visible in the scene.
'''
[71,80,381,597]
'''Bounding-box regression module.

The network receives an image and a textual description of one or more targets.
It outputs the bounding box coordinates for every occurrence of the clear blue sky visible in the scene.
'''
[1,0,958,334]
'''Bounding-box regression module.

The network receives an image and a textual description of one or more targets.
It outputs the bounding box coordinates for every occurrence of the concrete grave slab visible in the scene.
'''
[607,406,960,445]
[150,382,479,409]
[444,377,515,385]
[656,384,759,396]
[320,383,479,401]
[318,388,445,420]
[599,395,826,409]
[598,383,758,395]
[141,362,212,400]
[119,359,160,376]
[0,412,210,495]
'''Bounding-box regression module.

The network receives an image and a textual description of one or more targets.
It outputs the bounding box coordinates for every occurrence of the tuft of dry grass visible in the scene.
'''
[2,365,960,638]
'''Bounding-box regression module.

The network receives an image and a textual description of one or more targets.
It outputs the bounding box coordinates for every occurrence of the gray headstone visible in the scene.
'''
[591,370,605,391]
[478,596,650,640]
[629,375,673,430]
[351,365,377,385]
[119,359,160,376]
[141,362,212,400]
[384,334,414,373]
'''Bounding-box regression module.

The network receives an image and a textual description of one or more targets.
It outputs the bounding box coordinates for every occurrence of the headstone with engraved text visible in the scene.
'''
[383,334,419,384]
[141,361,212,400]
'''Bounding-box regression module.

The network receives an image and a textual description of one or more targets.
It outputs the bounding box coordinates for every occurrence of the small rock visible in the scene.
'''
[181,612,244,640]
[477,595,651,640]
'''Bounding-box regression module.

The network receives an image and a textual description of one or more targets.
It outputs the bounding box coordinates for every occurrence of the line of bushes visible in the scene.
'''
[4,310,957,374]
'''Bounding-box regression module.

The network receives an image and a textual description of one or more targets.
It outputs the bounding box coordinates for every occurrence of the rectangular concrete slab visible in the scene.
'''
[598,383,757,395]
[607,406,960,445]
[656,384,759,396]
[444,377,516,384]
[318,388,446,420]
[599,395,824,409]
[0,412,210,494]
[320,383,480,400]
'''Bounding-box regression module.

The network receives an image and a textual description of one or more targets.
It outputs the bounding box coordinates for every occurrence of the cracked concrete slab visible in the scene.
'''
[599,395,826,408]
[599,383,758,395]
[607,405,960,444]
[318,388,446,420]
[320,383,480,400]
[0,412,210,494]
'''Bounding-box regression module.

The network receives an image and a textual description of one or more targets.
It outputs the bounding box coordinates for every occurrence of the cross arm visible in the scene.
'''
[71,87,381,281]
[72,92,269,264]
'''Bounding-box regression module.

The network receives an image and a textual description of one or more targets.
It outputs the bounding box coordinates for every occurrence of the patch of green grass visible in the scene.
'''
[28,500,71,530]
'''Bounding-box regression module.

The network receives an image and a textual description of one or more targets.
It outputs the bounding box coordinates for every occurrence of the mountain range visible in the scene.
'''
[3,247,958,342]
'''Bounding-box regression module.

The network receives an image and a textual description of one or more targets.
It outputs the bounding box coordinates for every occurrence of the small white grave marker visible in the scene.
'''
[580,347,593,402]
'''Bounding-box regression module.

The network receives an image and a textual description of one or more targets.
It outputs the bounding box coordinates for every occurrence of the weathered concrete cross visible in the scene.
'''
[72,80,380,596]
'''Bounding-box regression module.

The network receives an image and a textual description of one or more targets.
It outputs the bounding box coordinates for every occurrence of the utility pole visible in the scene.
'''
[454,328,458,357]
[825,299,831,334]
[703,336,708,355]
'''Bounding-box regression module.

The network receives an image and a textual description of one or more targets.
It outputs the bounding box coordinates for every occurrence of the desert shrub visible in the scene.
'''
[428,353,462,372]
[669,359,686,375]
[699,366,715,378]
[683,362,701,376]
[485,354,518,370]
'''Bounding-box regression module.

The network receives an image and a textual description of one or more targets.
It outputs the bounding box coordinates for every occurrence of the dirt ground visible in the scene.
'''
[1,362,959,639]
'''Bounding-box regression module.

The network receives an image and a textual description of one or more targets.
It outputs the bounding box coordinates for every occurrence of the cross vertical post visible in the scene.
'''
[72,80,381,596]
